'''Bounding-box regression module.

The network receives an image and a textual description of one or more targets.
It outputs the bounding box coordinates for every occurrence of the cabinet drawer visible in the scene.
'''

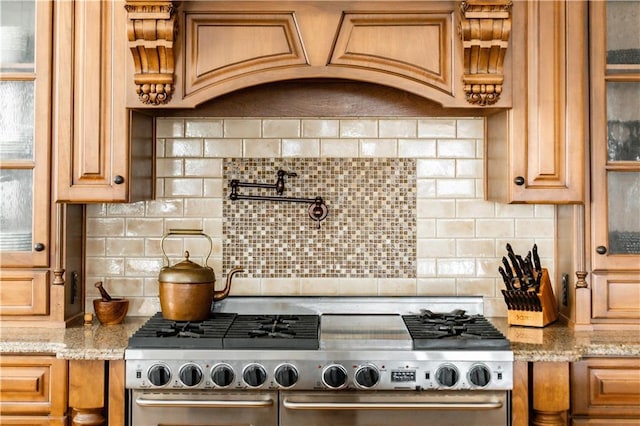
[572,358,640,417]
[0,356,67,416]
[592,272,640,320]
[0,271,49,316]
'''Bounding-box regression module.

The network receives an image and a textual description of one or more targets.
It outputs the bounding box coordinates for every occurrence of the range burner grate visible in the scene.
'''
[127,312,237,349]
[224,315,320,349]
[402,310,510,350]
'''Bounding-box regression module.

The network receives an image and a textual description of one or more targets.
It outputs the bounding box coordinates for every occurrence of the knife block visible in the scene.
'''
[503,269,558,327]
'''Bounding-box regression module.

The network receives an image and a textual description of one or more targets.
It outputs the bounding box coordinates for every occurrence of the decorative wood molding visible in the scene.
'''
[125,1,179,105]
[329,13,453,95]
[458,0,512,105]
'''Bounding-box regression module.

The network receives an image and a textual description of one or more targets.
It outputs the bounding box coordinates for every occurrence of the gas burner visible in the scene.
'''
[224,314,319,349]
[247,315,303,338]
[127,312,238,349]
[157,322,207,338]
[403,312,511,350]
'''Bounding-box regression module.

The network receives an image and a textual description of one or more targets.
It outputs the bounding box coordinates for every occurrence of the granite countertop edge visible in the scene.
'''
[1,317,639,362]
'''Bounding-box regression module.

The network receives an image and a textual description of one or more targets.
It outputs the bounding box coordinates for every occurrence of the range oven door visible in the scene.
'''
[280,390,510,426]
[128,389,278,426]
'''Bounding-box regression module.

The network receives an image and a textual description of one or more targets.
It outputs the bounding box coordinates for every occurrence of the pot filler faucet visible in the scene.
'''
[229,169,329,227]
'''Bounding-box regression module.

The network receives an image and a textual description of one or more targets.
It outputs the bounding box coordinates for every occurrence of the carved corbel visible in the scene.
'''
[125,1,179,105]
[458,0,512,106]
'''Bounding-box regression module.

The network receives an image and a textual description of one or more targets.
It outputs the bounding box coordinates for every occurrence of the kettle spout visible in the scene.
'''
[213,267,244,301]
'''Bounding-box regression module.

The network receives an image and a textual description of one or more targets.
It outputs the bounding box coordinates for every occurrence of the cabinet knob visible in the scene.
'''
[596,246,607,255]
[34,243,45,252]
[513,176,525,186]
[114,175,125,185]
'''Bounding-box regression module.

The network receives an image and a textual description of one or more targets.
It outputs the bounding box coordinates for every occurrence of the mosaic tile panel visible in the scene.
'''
[223,158,416,278]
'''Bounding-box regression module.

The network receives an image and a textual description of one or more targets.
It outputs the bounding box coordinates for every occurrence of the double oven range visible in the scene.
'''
[125,297,513,426]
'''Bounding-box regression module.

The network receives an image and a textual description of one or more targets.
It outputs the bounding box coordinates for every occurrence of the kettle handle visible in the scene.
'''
[160,229,213,268]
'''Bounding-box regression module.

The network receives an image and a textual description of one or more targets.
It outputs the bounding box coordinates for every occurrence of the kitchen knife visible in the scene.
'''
[521,254,535,286]
[508,252,524,282]
[532,244,542,272]
[502,257,514,280]
[517,254,536,290]
[515,291,527,311]
[506,243,515,256]
[499,266,514,291]
[527,291,541,312]
[526,292,539,312]
[501,289,513,310]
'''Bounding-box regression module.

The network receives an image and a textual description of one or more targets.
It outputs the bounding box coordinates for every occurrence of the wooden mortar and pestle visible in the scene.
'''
[93,281,129,325]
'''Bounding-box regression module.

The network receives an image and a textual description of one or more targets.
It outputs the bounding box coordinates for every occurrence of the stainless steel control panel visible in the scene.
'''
[125,349,513,391]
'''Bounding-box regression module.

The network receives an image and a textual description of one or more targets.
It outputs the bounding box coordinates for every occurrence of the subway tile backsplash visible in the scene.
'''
[84,117,556,317]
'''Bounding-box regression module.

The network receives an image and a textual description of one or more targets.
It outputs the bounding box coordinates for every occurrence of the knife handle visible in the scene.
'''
[532,244,542,271]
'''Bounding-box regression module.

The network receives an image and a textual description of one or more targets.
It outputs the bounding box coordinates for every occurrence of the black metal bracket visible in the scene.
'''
[229,170,329,225]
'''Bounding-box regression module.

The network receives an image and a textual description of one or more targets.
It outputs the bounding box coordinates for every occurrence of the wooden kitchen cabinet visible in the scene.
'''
[0,0,84,327]
[0,356,120,426]
[571,358,640,424]
[486,0,587,204]
[54,0,154,203]
[582,0,640,326]
[0,355,68,424]
[0,0,52,268]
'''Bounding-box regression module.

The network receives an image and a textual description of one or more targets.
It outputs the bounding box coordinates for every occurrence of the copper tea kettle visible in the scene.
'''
[158,229,243,321]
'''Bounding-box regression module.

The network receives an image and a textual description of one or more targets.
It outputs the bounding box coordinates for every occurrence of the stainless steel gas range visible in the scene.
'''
[125,297,513,426]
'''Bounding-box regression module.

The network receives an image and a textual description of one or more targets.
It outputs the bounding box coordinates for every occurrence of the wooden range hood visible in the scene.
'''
[124,0,513,111]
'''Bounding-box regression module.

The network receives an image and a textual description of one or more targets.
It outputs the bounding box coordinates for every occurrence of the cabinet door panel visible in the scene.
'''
[486,0,586,203]
[0,356,67,416]
[592,271,640,320]
[0,1,51,268]
[0,270,49,316]
[590,0,640,273]
[572,358,640,418]
[54,0,153,203]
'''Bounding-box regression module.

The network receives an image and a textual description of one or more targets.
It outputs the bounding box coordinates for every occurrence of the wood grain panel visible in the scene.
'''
[0,356,67,416]
[185,13,308,95]
[329,13,452,94]
[487,0,586,204]
[572,420,640,425]
[166,1,479,109]
[0,271,49,316]
[572,358,640,418]
[511,361,530,426]
[108,361,125,426]
[55,0,134,202]
[0,417,66,425]
[592,272,640,320]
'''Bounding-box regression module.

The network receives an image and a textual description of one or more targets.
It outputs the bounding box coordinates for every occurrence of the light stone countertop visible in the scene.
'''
[1,317,639,362]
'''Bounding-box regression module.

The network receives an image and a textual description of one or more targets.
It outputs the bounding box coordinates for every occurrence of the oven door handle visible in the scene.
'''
[136,397,274,408]
[282,398,503,411]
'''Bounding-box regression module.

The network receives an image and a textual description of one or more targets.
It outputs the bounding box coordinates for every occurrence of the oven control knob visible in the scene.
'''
[322,364,348,389]
[211,364,235,387]
[468,365,491,388]
[275,364,299,388]
[147,364,171,387]
[355,365,380,388]
[179,363,203,387]
[243,364,267,388]
[435,365,459,388]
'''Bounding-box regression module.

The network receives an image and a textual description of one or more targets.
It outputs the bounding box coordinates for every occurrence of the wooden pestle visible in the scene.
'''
[94,281,113,301]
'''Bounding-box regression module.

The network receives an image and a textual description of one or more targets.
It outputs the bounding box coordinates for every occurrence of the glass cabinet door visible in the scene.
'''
[0,0,51,267]
[591,0,640,271]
